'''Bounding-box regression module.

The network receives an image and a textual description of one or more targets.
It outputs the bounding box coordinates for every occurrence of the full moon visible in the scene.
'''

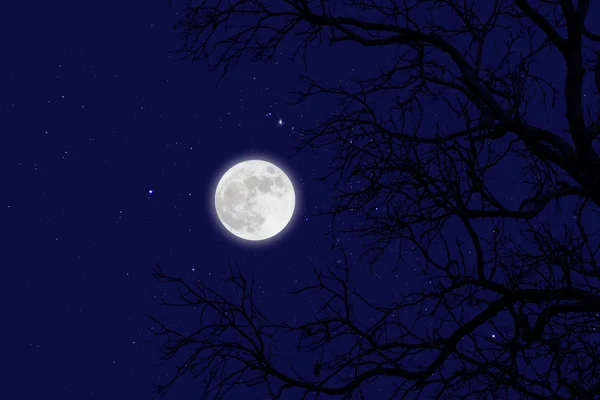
[214,159,296,241]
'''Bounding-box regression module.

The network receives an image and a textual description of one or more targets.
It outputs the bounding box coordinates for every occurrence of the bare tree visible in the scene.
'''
[149,1,600,399]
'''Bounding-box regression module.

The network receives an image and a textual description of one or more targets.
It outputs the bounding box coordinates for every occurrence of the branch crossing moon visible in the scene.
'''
[214,160,296,241]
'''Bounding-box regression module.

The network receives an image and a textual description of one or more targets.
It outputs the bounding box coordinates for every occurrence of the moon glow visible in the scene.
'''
[214,159,296,241]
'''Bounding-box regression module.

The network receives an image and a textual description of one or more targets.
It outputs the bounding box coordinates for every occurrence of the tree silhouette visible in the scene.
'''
[149,1,600,399]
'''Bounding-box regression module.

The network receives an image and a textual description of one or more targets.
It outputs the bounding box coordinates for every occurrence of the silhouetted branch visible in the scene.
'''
[150,1,600,399]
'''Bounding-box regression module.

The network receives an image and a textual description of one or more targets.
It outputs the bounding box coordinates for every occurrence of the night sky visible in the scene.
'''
[4,1,600,399]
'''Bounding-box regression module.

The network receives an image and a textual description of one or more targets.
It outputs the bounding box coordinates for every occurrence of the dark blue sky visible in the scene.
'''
[4,1,600,399]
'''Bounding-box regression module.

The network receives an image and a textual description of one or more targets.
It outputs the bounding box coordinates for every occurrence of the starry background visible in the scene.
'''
[3,1,600,399]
